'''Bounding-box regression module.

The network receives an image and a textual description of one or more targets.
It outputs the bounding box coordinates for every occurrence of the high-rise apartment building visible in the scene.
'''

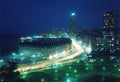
[103,12,117,55]
[91,12,120,57]
[103,12,116,29]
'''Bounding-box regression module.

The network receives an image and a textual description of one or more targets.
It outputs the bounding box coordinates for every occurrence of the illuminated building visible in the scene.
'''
[91,12,120,57]
[90,28,103,52]
[52,28,58,37]
[103,12,119,55]
[103,12,116,29]
[52,28,65,38]
[107,28,120,55]
[77,28,91,47]
[69,12,77,37]
[19,38,72,61]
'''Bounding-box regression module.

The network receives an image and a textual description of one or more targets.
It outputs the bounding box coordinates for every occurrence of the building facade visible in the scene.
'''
[103,12,116,29]
[91,12,120,57]
[19,38,72,62]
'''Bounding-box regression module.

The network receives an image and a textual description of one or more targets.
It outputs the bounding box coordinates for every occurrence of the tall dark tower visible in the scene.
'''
[69,12,77,37]
[103,12,116,29]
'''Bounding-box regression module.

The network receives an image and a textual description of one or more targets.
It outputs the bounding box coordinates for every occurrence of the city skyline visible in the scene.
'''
[0,0,120,35]
[0,1,120,81]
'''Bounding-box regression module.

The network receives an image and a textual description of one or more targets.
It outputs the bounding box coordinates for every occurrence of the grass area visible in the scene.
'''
[19,58,120,82]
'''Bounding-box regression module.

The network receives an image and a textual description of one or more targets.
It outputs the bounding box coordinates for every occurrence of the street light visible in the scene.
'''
[66,78,71,82]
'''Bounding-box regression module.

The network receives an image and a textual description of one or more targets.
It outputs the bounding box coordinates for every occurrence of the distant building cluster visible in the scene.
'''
[19,11,120,60]
[69,11,120,57]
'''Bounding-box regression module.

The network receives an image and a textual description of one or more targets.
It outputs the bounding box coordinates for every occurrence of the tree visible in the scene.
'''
[0,59,25,82]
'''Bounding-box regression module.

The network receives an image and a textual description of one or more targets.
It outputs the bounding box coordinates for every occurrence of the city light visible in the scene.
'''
[41,78,45,82]
[66,73,69,76]
[52,62,60,68]
[74,69,77,73]
[86,47,92,54]
[71,12,75,16]
[12,53,16,56]
[0,59,3,63]
[32,55,35,58]
[16,38,84,73]
[66,78,71,82]
[53,54,58,58]
[114,64,117,67]
[0,79,4,82]
[55,69,58,73]
[102,67,106,70]
[86,67,89,70]
[0,9,120,82]
[118,69,120,72]
[69,66,71,69]
[49,55,53,60]
[100,59,104,62]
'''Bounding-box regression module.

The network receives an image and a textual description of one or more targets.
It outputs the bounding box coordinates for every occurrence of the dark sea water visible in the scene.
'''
[0,33,21,56]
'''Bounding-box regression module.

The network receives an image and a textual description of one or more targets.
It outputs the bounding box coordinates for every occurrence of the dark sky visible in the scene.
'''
[0,0,120,35]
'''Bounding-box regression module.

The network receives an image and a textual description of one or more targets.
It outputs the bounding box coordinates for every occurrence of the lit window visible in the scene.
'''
[112,44,114,46]
[112,38,114,40]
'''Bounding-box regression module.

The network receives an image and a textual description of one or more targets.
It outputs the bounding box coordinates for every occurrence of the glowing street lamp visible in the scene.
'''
[69,66,71,69]
[55,70,58,73]
[114,64,117,67]
[86,67,89,70]
[102,67,106,70]
[118,69,120,72]
[32,55,35,58]
[74,69,77,73]
[66,78,71,82]
[12,53,16,59]
[100,59,104,62]
[20,53,23,56]
[41,78,45,82]
[66,73,69,76]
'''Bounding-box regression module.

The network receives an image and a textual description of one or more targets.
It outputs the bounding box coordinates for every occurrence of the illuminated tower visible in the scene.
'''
[103,12,117,55]
[69,12,77,37]
[103,12,116,29]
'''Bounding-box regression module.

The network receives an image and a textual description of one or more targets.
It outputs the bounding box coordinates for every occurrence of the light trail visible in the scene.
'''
[59,39,84,61]
[16,39,84,74]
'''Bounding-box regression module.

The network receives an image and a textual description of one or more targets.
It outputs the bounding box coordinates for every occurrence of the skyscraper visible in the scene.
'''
[103,12,119,55]
[103,12,116,29]
[69,12,77,37]
[91,12,120,57]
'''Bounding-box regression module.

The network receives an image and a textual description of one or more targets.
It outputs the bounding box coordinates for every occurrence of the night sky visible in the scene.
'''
[0,0,120,35]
